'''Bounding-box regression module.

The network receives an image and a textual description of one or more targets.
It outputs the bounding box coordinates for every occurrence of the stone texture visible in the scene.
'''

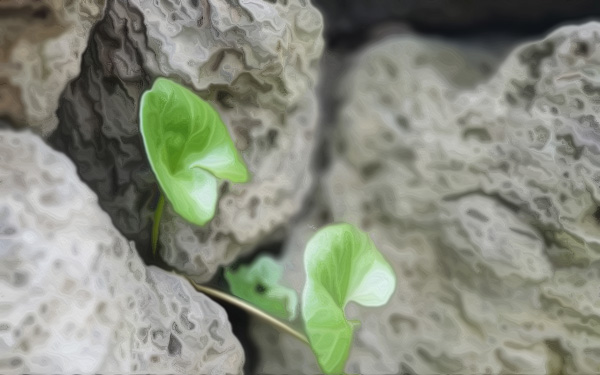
[0,128,243,374]
[49,0,324,281]
[0,0,106,135]
[252,23,600,374]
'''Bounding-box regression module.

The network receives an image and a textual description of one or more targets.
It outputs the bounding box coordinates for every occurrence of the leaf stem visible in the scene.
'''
[185,276,310,346]
[152,192,165,257]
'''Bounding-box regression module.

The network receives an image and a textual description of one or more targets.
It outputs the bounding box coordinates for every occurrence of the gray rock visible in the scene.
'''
[253,23,600,374]
[49,0,157,262]
[49,0,324,281]
[0,0,106,135]
[0,128,243,374]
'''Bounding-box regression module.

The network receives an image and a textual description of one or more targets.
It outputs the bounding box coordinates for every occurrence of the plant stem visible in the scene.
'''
[185,276,310,346]
[152,192,165,257]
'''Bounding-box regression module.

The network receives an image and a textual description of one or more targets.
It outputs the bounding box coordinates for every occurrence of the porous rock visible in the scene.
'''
[49,0,324,281]
[0,128,243,374]
[0,0,106,135]
[253,23,600,373]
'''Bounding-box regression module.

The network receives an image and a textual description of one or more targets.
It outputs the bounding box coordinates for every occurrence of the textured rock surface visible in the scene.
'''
[0,0,105,135]
[0,128,243,374]
[253,23,600,373]
[49,0,324,281]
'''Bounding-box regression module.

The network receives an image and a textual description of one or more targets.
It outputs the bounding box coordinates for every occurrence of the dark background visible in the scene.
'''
[316,0,600,49]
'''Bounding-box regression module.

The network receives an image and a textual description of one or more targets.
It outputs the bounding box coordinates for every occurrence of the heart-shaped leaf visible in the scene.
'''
[225,255,298,320]
[140,78,249,226]
[302,223,396,374]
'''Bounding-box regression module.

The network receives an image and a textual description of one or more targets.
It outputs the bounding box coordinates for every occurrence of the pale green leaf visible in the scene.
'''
[140,78,249,226]
[302,223,396,374]
[225,256,298,320]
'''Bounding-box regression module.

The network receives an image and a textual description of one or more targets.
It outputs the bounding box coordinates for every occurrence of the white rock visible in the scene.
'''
[0,0,106,135]
[135,0,325,279]
[0,128,243,374]
[49,0,325,282]
[254,23,600,374]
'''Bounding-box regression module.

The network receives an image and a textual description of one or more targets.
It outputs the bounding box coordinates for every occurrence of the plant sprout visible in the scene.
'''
[139,78,249,253]
[217,224,396,374]
[139,78,396,375]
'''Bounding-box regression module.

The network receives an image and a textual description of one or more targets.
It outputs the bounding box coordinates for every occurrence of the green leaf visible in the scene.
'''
[140,78,249,226]
[225,255,298,321]
[302,223,396,374]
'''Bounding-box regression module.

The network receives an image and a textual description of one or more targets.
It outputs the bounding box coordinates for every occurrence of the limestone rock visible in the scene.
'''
[0,0,106,135]
[253,23,600,374]
[49,0,324,281]
[0,128,243,374]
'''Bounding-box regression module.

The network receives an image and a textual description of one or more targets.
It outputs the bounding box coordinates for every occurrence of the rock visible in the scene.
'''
[0,128,243,374]
[0,0,106,135]
[253,23,600,373]
[48,0,157,263]
[49,0,324,281]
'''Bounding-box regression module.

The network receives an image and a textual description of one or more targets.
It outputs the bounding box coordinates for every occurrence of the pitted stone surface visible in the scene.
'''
[253,23,600,374]
[0,0,106,135]
[49,0,324,281]
[0,128,243,374]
